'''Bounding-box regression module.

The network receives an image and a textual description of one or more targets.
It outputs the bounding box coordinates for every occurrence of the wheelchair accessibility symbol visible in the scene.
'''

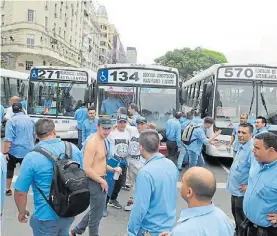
[31,69,38,79]
[98,69,108,83]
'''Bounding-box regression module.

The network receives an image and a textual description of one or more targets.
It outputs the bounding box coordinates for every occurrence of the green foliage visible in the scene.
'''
[154,47,228,81]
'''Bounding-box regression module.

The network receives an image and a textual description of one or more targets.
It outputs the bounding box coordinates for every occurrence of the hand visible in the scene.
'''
[100,180,108,193]
[5,154,9,161]
[160,232,170,236]
[18,210,30,223]
[267,213,277,225]
[215,130,222,136]
[114,167,122,175]
[239,184,247,192]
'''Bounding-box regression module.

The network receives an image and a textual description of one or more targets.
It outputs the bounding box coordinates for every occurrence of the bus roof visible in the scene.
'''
[98,63,179,73]
[182,63,277,87]
[0,68,29,80]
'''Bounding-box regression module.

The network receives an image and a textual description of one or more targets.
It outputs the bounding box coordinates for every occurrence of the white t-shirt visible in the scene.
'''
[108,129,131,159]
[4,107,26,120]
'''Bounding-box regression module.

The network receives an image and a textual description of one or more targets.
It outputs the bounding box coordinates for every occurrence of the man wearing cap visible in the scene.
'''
[4,96,26,120]
[3,103,35,196]
[124,117,149,211]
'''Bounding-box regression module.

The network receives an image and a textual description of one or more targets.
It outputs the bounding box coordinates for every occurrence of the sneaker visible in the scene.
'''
[6,190,12,196]
[103,208,108,217]
[122,185,131,191]
[108,199,122,209]
[124,199,134,211]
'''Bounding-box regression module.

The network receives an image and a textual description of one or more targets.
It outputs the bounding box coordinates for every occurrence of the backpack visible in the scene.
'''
[182,123,201,145]
[33,141,90,217]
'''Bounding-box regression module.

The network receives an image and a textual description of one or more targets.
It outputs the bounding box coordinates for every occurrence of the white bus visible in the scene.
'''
[28,66,96,139]
[181,63,277,158]
[95,64,180,154]
[0,68,29,111]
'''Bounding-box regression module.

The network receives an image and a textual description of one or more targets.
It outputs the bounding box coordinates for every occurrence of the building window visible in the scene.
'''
[1,0,5,8]
[27,35,35,48]
[1,14,4,26]
[25,61,33,70]
[45,16,48,30]
[45,0,49,9]
[60,8,62,19]
[71,19,73,31]
[64,31,66,39]
[59,27,61,36]
[70,36,72,45]
[71,4,74,16]
[28,9,35,22]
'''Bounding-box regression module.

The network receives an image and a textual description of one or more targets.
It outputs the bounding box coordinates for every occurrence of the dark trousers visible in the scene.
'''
[247,223,277,236]
[166,140,178,162]
[7,154,23,178]
[231,195,246,235]
[106,164,127,204]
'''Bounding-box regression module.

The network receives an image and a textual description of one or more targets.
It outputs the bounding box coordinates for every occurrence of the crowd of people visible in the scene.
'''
[0,97,277,236]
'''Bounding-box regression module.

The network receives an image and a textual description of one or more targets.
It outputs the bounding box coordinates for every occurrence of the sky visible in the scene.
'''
[97,0,277,64]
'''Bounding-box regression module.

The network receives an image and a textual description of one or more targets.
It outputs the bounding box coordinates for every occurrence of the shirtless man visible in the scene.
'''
[70,118,121,236]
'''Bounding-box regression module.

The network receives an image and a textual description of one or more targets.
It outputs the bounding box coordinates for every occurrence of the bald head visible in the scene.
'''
[182,167,216,202]
[10,96,21,104]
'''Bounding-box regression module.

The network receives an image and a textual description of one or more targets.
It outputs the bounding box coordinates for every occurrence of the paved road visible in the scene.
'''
[1,140,233,236]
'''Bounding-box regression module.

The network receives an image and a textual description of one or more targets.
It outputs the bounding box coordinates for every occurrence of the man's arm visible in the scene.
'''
[127,171,152,236]
[176,123,182,148]
[83,139,106,184]
[4,120,14,155]
[82,122,86,143]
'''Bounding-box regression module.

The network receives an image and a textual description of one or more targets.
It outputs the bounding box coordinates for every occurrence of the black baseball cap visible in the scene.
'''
[98,117,113,129]
[117,114,128,122]
[136,117,147,124]
[12,103,23,113]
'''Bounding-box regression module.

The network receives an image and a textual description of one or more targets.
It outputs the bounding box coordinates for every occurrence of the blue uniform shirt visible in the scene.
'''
[166,118,182,148]
[186,125,209,155]
[81,118,99,142]
[243,158,277,227]
[0,105,4,125]
[14,138,83,221]
[181,119,192,131]
[171,203,234,236]
[192,117,203,124]
[4,112,35,158]
[254,127,268,136]
[74,106,88,130]
[130,112,141,126]
[21,100,27,110]
[232,125,240,152]
[0,153,7,214]
[127,153,178,236]
[100,98,124,115]
[226,139,254,197]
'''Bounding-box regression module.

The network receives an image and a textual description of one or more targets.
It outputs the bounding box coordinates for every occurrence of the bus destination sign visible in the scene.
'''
[30,68,88,82]
[97,69,177,86]
[218,66,277,80]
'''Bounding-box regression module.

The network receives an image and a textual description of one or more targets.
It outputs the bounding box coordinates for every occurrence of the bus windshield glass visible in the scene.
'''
[139,88,175,128]
[28,81,87,117]
[215,80,257,123]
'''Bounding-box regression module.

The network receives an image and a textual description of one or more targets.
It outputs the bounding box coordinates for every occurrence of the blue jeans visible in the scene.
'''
[78,129,82,149]
[188,150,205,168]
[177,143,188,169]
[30,215,74,236]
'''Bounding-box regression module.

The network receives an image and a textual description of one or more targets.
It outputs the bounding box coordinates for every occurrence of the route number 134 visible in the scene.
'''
[110,71,139,82]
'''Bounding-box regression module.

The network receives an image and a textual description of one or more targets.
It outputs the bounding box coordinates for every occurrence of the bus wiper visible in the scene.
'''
[248,81,255,116]
[260,82,269,115]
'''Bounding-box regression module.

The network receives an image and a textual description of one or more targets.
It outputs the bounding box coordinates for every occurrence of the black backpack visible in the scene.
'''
[33,141,90,217]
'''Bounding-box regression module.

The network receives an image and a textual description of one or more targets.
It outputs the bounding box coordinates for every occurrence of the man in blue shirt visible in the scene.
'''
[3,103,35,196]
[177,111,193,171]
[161,167,234,236]
[0,153,7,233]
[166,112,182,162]
[0,104,4,125]
[186,117,221,168]
[14,118,83,235]
[127,129,179,236]
[254,116,268,136]
[242,132,277,236]
[128,103,141,126]
[82,106,99,142]
[74,102,88,149]
[226,122,254,236]
[100,94,124,115]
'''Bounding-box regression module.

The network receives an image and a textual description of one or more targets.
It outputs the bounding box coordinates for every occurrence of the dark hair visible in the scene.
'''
[203,116,215,125]
[81,102,86,107]
[139,129,160,153]
[256,116,267,125]
[88,106,95,111]
[187,173,216,201]
[35,118,55,138]
[186,111,194,120]
[239,122,254,134]
[129,103,138,112]
[255,132,277,152]
[174,112,182,119]
[118,107,127,115]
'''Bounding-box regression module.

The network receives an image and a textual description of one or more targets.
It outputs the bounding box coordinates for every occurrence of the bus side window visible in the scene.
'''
[201,80,213,118]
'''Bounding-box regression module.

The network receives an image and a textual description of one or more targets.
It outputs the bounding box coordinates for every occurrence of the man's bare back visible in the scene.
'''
[85,134,107,177]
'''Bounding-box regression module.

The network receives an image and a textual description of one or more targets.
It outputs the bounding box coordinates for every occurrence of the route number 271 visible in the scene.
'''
[110,71,139,82]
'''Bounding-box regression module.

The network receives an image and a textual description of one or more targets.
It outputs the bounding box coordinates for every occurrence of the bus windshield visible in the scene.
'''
[28,80,87,117]
[215,80,257,123]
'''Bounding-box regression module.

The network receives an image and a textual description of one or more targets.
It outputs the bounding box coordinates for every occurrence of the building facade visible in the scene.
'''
[126,47,137,63]
[111,25,127,64]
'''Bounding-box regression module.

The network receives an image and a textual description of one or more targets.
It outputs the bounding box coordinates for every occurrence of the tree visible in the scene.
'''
[154,47,228,81]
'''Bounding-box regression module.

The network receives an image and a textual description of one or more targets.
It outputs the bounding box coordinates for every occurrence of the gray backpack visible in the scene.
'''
[182,124,201,145]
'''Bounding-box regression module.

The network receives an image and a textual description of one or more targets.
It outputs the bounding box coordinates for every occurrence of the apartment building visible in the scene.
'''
[126,47,137,63]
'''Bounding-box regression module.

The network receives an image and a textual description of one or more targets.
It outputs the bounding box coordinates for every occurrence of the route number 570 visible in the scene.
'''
[224,67,254,78]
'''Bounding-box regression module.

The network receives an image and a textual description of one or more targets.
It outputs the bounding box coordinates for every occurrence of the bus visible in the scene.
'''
[28,66,96,139]
[95,64,180,152]
[0,68,29,111]
[181,63,277,158]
